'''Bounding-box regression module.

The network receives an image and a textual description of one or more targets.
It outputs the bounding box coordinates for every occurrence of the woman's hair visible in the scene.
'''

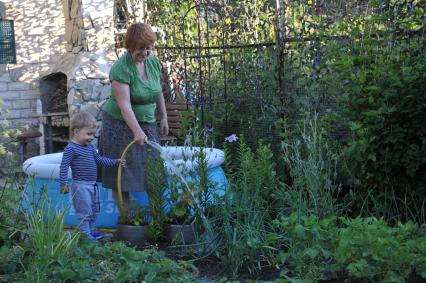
[70,111,97,132]
[125,23,157,53]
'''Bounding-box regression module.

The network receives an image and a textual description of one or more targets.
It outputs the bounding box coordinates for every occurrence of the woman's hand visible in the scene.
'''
[156,93,169,136]
[134,130,148,146]
[160,117,169,136]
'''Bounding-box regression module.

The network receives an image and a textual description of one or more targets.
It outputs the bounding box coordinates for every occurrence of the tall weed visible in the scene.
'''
[358,187,426,225]
[281,114,347,218]
[24,194,80,267]
[217,138,280,276]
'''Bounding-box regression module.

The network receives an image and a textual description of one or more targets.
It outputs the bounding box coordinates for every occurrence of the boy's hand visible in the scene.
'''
[119,159,126,167]
[60,185,69,194]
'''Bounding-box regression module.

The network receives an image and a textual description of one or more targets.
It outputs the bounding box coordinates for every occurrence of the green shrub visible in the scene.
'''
[336,217,426,282]
[320,0,426,221]
[272,213,426,282]
[272,213,340,281]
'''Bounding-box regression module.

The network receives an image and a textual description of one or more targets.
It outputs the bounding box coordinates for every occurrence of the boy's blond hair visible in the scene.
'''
[70,111,97,132]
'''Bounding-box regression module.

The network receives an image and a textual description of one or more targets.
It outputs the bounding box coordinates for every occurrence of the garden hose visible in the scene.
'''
[117,139,214,240]
[116,140,137,217]
[64,226,115,233]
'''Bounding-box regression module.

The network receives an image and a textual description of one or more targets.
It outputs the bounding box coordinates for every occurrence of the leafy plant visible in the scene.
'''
[5,237,199,281]
[146,148,167,242]
[0,174,28,280]
[335,217,426,282]
[216,137,281,277]
[18,193,80,277]
[272,212,426,282]
[164,146,217,225]
[281,114,347,218]
[272,213,340,281]
[317,0,426,222]
[166,175,194,225]
[119,202,150,226]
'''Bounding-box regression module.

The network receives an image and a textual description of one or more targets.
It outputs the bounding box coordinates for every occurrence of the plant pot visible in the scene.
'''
[165,224,196,244]
[116,223,148,246]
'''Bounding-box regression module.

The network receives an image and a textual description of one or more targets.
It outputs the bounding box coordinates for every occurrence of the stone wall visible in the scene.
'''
[0,0,116,157]
[0,0,65,126]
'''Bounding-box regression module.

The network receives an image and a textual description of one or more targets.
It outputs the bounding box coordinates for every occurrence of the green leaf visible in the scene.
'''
[276,251,289,264]
[144,271,157,282]
[61,268,77,280]
[365,85,383,94]
[0,246,9,257]
[304,248,319,259]
[172,207,186,217]
[367,153,376,162]
[294,224,306,239]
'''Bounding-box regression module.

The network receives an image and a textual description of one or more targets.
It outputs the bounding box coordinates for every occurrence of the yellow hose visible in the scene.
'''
[64,226,116,233]
[64,140,140,231]
[116,140,136,216]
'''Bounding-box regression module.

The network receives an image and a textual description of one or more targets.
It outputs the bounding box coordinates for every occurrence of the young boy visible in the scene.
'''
[60,111,125,241]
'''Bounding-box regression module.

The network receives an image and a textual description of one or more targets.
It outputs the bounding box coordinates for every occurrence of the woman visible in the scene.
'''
[101,23,169,213]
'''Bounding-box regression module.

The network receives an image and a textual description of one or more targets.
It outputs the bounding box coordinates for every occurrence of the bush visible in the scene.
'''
[320,0,426,221]
[272,213,426,282]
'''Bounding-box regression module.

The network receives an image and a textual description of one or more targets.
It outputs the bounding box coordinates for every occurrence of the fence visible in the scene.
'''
[114,0,425,147]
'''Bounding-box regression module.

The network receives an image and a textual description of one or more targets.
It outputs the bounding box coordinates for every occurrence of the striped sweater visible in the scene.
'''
[60,142,118,186]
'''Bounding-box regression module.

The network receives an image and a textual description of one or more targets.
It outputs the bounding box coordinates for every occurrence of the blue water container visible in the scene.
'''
[22,147,227,228]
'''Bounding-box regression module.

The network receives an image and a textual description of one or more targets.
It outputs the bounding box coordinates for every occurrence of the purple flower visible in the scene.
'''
[312,54,321,69]
[203,124,214,134]
[225,134,239,143]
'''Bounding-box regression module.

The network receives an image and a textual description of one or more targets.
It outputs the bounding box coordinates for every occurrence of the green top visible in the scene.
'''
[102,52,162,123]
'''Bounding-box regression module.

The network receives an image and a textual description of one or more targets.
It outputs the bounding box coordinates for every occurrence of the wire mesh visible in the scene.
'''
[116,0,425,148]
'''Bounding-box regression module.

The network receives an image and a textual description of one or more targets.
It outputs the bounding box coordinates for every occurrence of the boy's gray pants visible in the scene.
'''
[70,180,100,236]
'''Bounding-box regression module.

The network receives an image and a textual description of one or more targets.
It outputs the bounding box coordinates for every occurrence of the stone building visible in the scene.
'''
[0,0,146,158]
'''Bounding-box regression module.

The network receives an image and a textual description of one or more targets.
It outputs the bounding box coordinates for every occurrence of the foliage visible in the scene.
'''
[0,187,198,282]
[0,124,28,281]
[335,217,426,283]
[166,174,195,225]
[119,202,150,226]
[0,175,27,281]
[317,0,426,221]
[182,114,215,148]
[272,212,426,282]
[23,196,80,268]
[0,98,21,176]
[141,0,425,223]
[164,145,217,225]
[281,114,348,218]
[2,239,198,282]
[146,148,167,241]
[109,1,426,280]
[0,176,26,232]
[207,48,281,150]
[216,137,281,277]
[147,0,276,47]
[272,213,340,281]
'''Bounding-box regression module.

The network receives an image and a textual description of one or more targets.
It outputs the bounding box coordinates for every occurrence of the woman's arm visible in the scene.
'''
[112,80,148,145]
[156,93,169,136]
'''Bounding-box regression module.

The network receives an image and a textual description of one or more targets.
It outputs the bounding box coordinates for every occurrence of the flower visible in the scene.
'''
[203,124,214,134]
[312,54,321,69]
[225,134,239,143]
